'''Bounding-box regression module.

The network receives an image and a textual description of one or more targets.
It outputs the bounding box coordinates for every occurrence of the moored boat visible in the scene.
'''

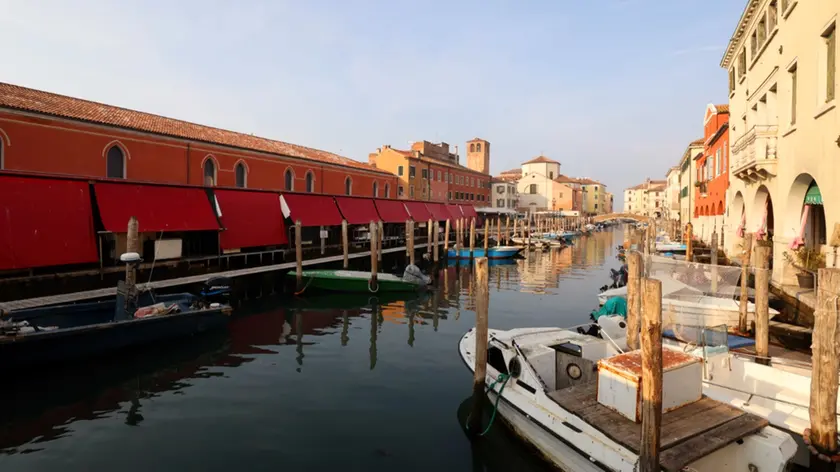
[288,268,431,293]
[447,246,523,259]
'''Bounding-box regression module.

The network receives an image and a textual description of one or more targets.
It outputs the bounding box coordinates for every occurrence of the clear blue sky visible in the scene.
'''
[0,0,746,205]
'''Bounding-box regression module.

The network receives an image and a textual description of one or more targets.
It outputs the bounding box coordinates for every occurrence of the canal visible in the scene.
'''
[0,229,623,472]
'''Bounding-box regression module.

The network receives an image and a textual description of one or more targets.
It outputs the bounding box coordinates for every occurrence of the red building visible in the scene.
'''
[0,82,398,195]
[694,104,730,220]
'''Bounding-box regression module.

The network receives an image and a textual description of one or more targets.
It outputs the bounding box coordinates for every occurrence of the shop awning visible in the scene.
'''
[404,201,432,221]
[445,205,464,220]
[280,194,343,227]
[215,189,288,250]
[374,200,410,223]
[805,185,823,205]
[425,203,449,221]
[336,197,380,225]
[459,205,478,219]
[0,175,99,270]
[94,182,219,233]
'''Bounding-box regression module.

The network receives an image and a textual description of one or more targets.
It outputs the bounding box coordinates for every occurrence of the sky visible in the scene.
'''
[0,0,746,208]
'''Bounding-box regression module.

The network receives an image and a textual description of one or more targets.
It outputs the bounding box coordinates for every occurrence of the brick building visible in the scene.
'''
[368,139,491,205]
[694,103,730,239]
[0,82,397,196]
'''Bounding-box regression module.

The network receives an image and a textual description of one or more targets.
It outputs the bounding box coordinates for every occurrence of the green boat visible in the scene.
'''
[288,270,430,294]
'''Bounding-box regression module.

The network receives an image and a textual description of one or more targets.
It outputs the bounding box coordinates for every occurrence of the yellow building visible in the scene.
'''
[578,178,608,215]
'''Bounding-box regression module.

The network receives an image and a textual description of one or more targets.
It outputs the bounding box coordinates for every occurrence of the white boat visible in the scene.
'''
[459,327,797,472]
[655,242,686,253]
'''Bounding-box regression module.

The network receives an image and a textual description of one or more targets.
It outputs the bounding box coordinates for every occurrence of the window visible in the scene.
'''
[789,63,798,124]
[345,177,352,195]
[497,199,504,207]
[750,31,757,56]
[284,168,294,191]
[469,143,475,152]
[398,186,404,197]
[757,16,766,49]
[768,1,777,32]
[437,170,441,181]
[716,149,722,176]
[203,157,217,186]
[470,177,474,187]
[385,183,390,198]
[373,182,379,197]
[723,143,728,170]
[422,169,428,180]
[409,166,416,178]
[448,191,452,200]
[729,68,736,93]
[398,166,404,176]
[559,192,564,198]
[444,172,448,182]
[781,0,788,13]
[529,184,537,194]
[476,143,481,152]
[106,145,126,179]
[738,49,747,78]
[549,171,554,179]
[410,185,414,198]
[470,193,474,201]
[824,23,836,103]
[595,204,598,210]
[235,162,247,188]
[306,172,315,192]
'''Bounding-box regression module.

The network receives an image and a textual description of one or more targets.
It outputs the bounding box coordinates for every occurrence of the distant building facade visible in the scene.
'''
[693,104,730,242]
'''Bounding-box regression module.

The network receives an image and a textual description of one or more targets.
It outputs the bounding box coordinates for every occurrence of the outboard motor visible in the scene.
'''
[199,276,233,305]
[403,264,431,286]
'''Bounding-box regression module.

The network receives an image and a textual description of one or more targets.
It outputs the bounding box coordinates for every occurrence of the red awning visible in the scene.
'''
[94,182,219,233]
[445,205,464,220]
[459,205,478,218]
[280,194,343,227]
[0,175,99,270]
[404,201,432,221]
[215,189,288,250]
[424,203,449,221]
[374,200,409,223]
[336,197,380,225]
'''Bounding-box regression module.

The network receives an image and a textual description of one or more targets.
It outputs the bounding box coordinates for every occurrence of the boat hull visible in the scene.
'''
[291,270,426,293]
[448,247,522,259]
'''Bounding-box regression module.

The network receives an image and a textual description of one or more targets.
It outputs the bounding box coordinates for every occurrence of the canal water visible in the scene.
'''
[0,229,623,472]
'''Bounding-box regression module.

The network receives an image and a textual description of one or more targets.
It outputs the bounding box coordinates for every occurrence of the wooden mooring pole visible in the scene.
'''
[626,251,642,350]
[469,217,476,259]
[295,220,303,291]
[369,221,378,289]
[342,220,349,269]
[639,277,663,472]
[809,268,840,471]
[427,218,433,255]
[409,220,416,266]
[433,220,440,263]
[125,216,139,289]
[496,216,501,244]
[320,225,326,255]
[484,216,490,254]
[444,219,451,258]
[754,241,771,365]
[710,231,718,295]
[738,233,753,333]
[505,216,510,245]
[378,221,384,263]
[685,223,693,262]
[405,220,412,262]
[468,257,490,436]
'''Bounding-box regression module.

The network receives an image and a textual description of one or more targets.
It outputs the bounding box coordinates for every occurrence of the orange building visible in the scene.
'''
[0,82,397,196]
[368,139,490,205]
[694,104,730,227]
[552,175,583,212]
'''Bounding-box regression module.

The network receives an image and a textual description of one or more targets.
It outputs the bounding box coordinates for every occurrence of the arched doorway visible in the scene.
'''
[753,185,774,242]
[732,191,746,237]
[786,173,826,249]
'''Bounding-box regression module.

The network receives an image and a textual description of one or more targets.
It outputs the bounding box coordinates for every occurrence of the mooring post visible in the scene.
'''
[685,223,693,262]
[639,277,663,472]
[295,220,303,291]
[738,233,753,333]
[427,218,433,255]
[125,216,139,289]
[512,216,518,244]
[444,219,451,259]
[627,251,642,350]
[809,268,840,472]
[342,220,349,269]
[496,216,501,245]
[454,218,460,259]
[433,220,440,263]
[378,220,384,263]
[409,220,416,266]
[710,230,719,294]
[754,240,771,365]
[468,257,490,436]
[469,217,476,259]
[484,215,490,255]
[320,225,326,255]
[369,221,378,289]
[405,220,411,262]
[505,216,510,245]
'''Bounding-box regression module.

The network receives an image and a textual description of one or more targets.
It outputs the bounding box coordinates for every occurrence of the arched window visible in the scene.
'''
[203,157,216,186]
[345,176,352,195]
[284,168,294,191]
[385,183,391,198]
[476,143,482,152]
[469,143,475,152]
[305,171,315,193]
[235,162,247,188]
[373,181,379,197]
[106,145,125,179]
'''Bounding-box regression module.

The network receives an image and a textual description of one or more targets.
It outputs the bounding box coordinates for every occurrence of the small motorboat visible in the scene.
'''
[447,246,523,259]
[656,242,687,253]
[289,265,431,294]
[0,276,234,371]
[459,327,796,472]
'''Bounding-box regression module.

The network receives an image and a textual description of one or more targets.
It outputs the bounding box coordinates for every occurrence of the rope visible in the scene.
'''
[293,276,314,296]
[466,373,511,437]
[368,278,379,293]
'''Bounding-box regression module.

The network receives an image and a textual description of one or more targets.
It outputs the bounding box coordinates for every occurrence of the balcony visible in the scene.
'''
[731,125,778,183]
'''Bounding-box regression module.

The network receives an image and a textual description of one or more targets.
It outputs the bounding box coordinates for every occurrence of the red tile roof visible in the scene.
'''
[522,155,560,165]
[499,168,522,175]
[577,178,603,186]
[553,174,580,184]
[714,104,730,113]
[690,138,705,146]
[0,82,392,176]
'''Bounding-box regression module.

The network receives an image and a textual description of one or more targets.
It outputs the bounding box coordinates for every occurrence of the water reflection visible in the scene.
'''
[0,230,624,470]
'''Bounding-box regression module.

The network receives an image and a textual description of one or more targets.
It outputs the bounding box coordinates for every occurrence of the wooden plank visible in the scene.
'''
[658,415,768,472]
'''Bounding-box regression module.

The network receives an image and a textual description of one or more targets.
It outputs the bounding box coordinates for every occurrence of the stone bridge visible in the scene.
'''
[592,213,652,223]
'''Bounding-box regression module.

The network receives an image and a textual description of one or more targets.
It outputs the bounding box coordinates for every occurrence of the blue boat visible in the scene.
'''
[0,278,233,370]
[447,246,523,259]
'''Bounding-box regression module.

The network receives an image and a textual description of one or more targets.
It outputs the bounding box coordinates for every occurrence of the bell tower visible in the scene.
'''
[466,138,490,175]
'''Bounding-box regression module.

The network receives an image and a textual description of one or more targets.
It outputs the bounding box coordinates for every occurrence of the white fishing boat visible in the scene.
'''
[655,242,687,253]
[459,327,796,472]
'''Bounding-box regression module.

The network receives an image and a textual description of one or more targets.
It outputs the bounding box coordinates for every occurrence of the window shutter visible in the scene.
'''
[828,27,836,102]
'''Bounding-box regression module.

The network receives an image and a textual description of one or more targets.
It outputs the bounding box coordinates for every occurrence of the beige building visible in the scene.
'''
[491,176,518,209]
[578,178,608,215]
[665,166,681,221]
[722,0,839,286]
[679,139,705,228]
[624,179,667,218]
[517,156,562,212]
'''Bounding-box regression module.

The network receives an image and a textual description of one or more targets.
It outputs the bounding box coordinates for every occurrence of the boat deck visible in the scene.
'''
[548,382,768,472]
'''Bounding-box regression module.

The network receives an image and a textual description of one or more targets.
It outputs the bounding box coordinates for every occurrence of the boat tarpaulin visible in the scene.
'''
[215,189,288,249]
[445,205,463,220]
[336,197,380,225]
[0,175,99,270]
[280,194,342,227]
[374,200,409,223]
[424,203,449,221]
[404,201,432,222]
[459,205,478,219]
[95,182,219,233]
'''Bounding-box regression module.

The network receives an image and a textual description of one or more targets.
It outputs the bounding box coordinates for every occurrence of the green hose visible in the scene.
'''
[470,373,511,437]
